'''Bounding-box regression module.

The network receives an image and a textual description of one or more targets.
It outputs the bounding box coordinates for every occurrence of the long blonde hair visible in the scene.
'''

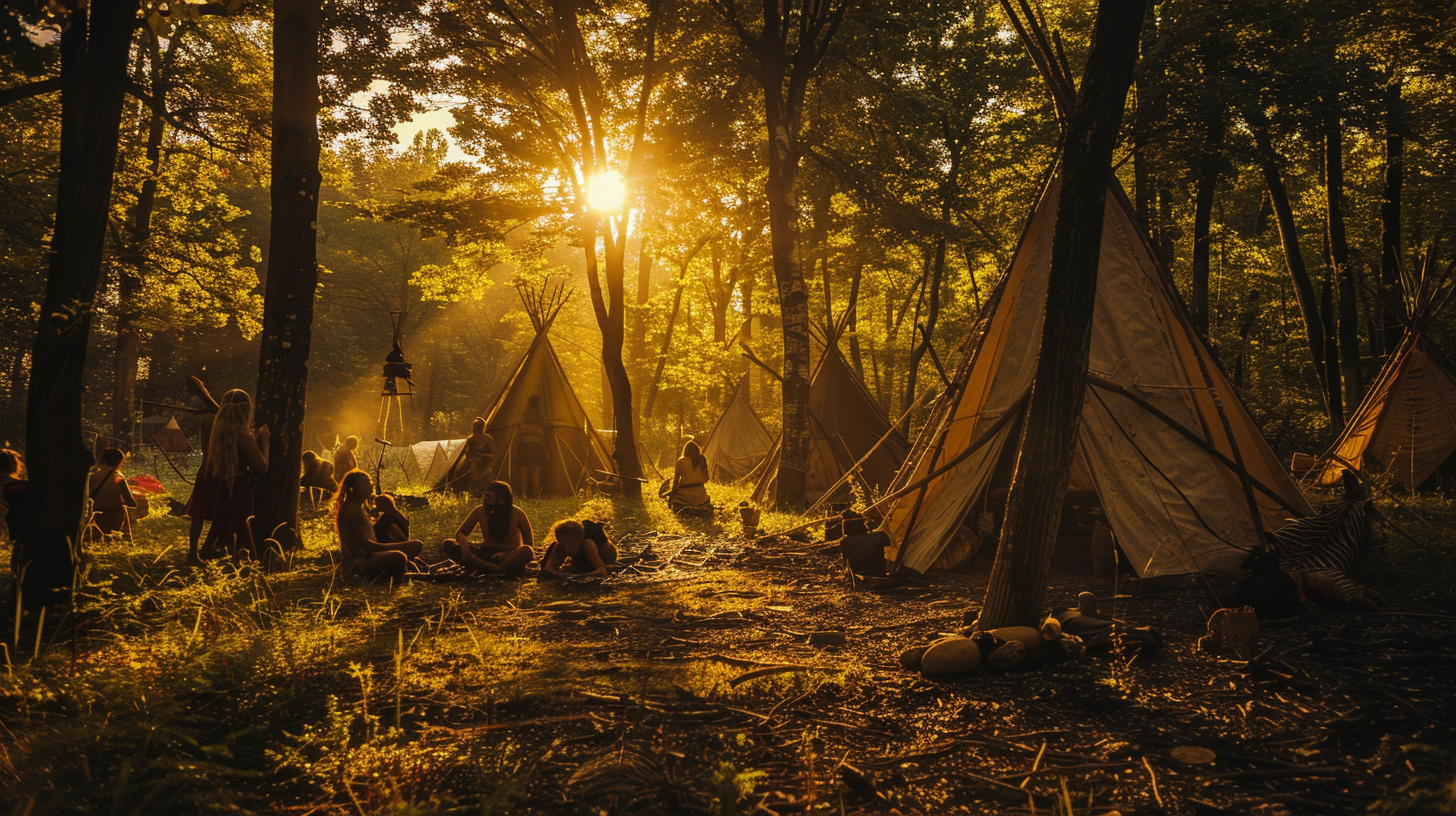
[207,389,254,485]
[334,469,373,539]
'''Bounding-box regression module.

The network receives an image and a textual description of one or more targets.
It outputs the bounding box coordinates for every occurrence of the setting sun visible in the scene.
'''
[586,169,626,213]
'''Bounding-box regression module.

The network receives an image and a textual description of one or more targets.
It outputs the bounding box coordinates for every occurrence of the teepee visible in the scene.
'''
[1314,248,1456,490]
[435,285,612,496]
[879,172,1312,578]
[701,373,773,482]
[748,332,909,506]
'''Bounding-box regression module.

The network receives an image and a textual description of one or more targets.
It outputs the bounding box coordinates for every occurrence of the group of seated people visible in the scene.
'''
[301,436,363,502]
[333,470,617,583]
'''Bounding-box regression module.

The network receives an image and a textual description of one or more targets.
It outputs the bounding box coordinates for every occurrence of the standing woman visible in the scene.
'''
[183,376,221,565]
[667,440,711,516]
[200,389,269,558]
[514,396,549,499]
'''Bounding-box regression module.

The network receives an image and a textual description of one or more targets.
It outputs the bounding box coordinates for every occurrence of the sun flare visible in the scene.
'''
[586,169,627,213]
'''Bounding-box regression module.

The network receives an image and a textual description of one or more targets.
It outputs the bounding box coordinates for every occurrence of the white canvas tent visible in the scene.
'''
[701,373,773,482]
[880,172,1313,578]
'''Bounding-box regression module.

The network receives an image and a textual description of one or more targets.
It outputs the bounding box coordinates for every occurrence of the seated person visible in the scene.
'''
[301,450,338,497]
[541,519,616,578]
[666,440,712,516]
[335,470,424,582]
[332,435,360,479]
[0,448,23,545]
[88,447,137,538]
[442,480,534,577]
[582,519,618,564]
[372,493,410,543]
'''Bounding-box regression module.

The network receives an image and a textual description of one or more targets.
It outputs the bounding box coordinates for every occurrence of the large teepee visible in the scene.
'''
[879,172,1312,578]
[748,335,909,506]
[435,285,612,496]
[701,373,773,482]
[1314,249,1456,490]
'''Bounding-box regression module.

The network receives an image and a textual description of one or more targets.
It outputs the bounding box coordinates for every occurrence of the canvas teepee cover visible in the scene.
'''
[750,345,909,504]
[701,374,773,482]
[435,331,611,496]
[881,173,1312,578]
[1314,332,1456,490]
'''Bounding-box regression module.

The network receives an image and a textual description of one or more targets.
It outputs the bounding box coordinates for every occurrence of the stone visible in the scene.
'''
[986,638,1026,671]
[808,631,847,648]
[898,645,927,671]
[920,636,982,677]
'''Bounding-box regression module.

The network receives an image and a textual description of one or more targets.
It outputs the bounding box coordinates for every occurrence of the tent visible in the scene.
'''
[748,343,909,506]
[434,286,612,496]
[878,172,1312,578]
[700,373,773,482]
[1313,253,1456,490]
[1314,333,1456,490]
[404,439,464,485]
[151,415,190,452]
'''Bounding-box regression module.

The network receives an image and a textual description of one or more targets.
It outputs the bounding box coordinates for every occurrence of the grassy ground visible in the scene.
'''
[2,478,1455,815]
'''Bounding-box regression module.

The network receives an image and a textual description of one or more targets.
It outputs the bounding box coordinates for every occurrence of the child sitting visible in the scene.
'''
[373,493,410,543]
[540,519,616,579]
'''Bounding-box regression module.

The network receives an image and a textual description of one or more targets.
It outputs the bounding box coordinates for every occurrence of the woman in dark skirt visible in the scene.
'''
[183,377,221,565]
[196,389,269,559]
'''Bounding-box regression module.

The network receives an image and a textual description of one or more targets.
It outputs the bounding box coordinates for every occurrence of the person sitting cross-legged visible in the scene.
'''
[335,470,424,583]
[442,480,535,577]
[540,519,617,579]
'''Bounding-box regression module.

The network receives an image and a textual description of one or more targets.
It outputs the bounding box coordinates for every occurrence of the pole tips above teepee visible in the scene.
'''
[516,279,571,334]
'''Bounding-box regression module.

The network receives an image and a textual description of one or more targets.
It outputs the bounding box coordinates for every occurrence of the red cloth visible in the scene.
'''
[128,474,165,494]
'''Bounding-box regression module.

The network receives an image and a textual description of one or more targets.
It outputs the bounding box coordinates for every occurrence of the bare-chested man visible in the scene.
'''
[442,480,534,577]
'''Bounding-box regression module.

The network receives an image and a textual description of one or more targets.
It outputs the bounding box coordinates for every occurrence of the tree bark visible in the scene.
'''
[1321,266,1344,433]
[1248,111,1326,414]
[903,128,959,432]
[252,0,322,544]
[115,30,169,442]
[718,0,845,507]
[977,0,1146,631]
[1190,116,1223,336]
[847,255,865,381]
[1325,123,1361,416]
[1380,78,1403,356]
[765,77,811,506]
[20,0,141,599]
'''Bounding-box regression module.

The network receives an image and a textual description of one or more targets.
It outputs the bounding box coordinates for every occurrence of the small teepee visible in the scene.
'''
[700,373,773,482]
[748,320,909,506]
[879,171,1312,578]
[435,284,612,496]
[1314,247,1456,490]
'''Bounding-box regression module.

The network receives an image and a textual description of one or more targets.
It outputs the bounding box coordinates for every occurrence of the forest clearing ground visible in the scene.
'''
[2,480,1455,815]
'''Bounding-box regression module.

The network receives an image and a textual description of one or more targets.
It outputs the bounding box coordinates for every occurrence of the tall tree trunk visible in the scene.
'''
[643,269,687,420]
[903,132,959,432]
[1380,78,1403,355]
[1325,122,1361,416]
[978,0,1146,631]
[21,0,140,599]
[252,0,322,544]
[1249,112,1326,414]
[587,224,643,497]
[629,234,653,403]
[115,31,168,442]
[765,79,811,507]
[847,255,865,381]
[1321,267,1344,433]
[1190,116,1223,336]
